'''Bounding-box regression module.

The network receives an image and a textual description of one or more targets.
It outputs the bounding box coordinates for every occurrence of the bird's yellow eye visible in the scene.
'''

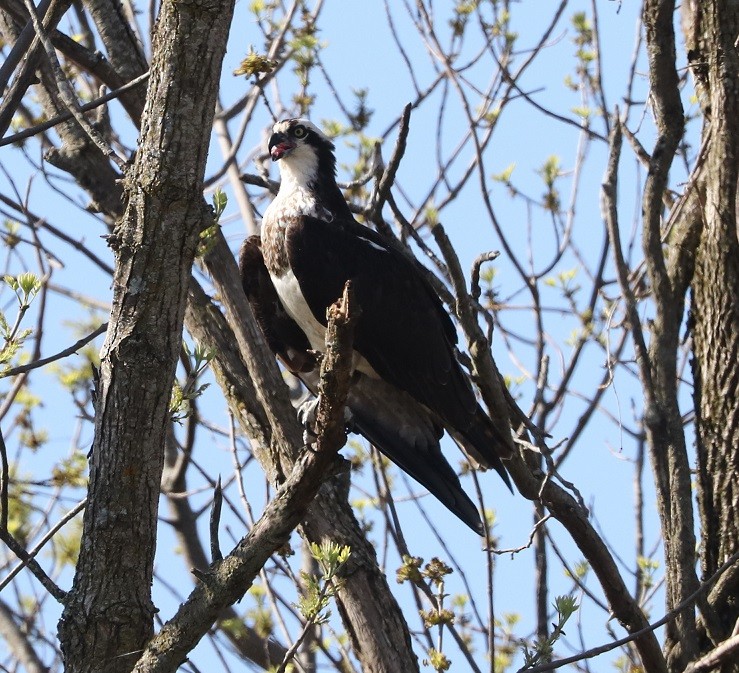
[292,125,307,138]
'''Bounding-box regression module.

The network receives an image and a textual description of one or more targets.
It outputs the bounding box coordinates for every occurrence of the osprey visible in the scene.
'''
[241,118,514,534]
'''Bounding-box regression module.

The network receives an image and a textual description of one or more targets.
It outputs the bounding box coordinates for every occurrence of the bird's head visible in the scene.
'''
[268,118,334,162]
[268,119,340,190]
[267,118,350,216]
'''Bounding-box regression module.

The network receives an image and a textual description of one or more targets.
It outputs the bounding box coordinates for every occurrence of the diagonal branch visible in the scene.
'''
[0,72,149,148]
[21,0,126,169]
[1,322,106,378]
[366,102,412,223]
[132,284,359,673]
[522,551,739,673]
[431,185,666,672]
[0,0,71,138]
[0,599,47,673]
[190,234,420,672]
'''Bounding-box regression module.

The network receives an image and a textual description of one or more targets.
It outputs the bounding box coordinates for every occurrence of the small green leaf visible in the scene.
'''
[396,555,424,585]
[234,47,277,77]
[212,189,228,221]
[492,163,516,183]
[425,648,451,672]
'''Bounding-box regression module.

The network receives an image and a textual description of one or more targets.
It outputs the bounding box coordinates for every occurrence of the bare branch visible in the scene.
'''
[521,550,739,673]
[131,284,359,673]
[366,102,412,223]
[601,114,652,392]
[0,526,67,602]
[1,322,106,378]
[0,71,149,148]
[209,476,223,563]
[21,0,127,169]
[683,632,739,673]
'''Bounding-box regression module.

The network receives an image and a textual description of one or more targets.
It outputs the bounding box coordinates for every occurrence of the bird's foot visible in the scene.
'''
[297,397,355,446]
[297,397,319,446]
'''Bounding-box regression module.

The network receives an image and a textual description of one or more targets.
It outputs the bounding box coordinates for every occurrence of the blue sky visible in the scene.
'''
[0,0,700,670]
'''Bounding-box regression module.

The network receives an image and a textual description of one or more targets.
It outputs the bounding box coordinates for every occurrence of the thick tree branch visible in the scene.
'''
[430,221,517,452]
[690,0,739,654]
[683,633,739,673]
[132,284,359,673]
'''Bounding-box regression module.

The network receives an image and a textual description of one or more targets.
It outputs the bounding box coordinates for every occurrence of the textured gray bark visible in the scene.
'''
[56,0,235,669]
[131,284,359,673]
[689,3,739,669]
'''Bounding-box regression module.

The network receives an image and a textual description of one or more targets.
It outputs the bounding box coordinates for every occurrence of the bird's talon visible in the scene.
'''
[297,397,319,429]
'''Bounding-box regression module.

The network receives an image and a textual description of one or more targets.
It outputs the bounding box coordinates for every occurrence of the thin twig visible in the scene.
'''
[0,498,85,594]
[521,551,739,673]
[471,251,500,301]
[0,0,69,139]
[274,579,333,673]
[601,113,652,391]
[494,514,551,556]
[1,322,107,378]
[366,102,412,222]
[1,72,150,148]
[0,529,67,602]
[0,0,54,92]
[210,477,223,562]
[240,173,280,194]
[21,0,127,169]
[0,428,8,534]
[430,221,516,455]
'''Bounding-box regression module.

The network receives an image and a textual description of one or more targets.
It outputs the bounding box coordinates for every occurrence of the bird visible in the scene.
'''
[241,117,514,534]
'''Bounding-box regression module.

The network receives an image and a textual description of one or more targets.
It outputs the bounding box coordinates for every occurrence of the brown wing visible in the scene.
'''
[239,234,496,532]
[285,215,512,484]
[238,235,317,373]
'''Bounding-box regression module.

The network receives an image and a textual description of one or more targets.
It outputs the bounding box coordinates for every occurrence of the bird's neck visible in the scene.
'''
[313,177,352,219]
[275,154,352,221]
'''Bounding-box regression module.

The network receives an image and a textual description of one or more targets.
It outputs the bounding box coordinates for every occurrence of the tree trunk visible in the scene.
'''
[56,0,235,668]
[690,2,739,667]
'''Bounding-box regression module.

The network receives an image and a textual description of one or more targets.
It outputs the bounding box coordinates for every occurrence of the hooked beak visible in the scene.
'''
[268,132,295,161]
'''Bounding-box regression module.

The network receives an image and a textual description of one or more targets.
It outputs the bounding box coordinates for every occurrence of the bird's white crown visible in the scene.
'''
[271,118,326,140]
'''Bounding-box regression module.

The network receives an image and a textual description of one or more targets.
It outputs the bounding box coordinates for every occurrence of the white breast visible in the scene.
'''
[272,268,327,352]
[272,267,379,378]
[265,150,378,377]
